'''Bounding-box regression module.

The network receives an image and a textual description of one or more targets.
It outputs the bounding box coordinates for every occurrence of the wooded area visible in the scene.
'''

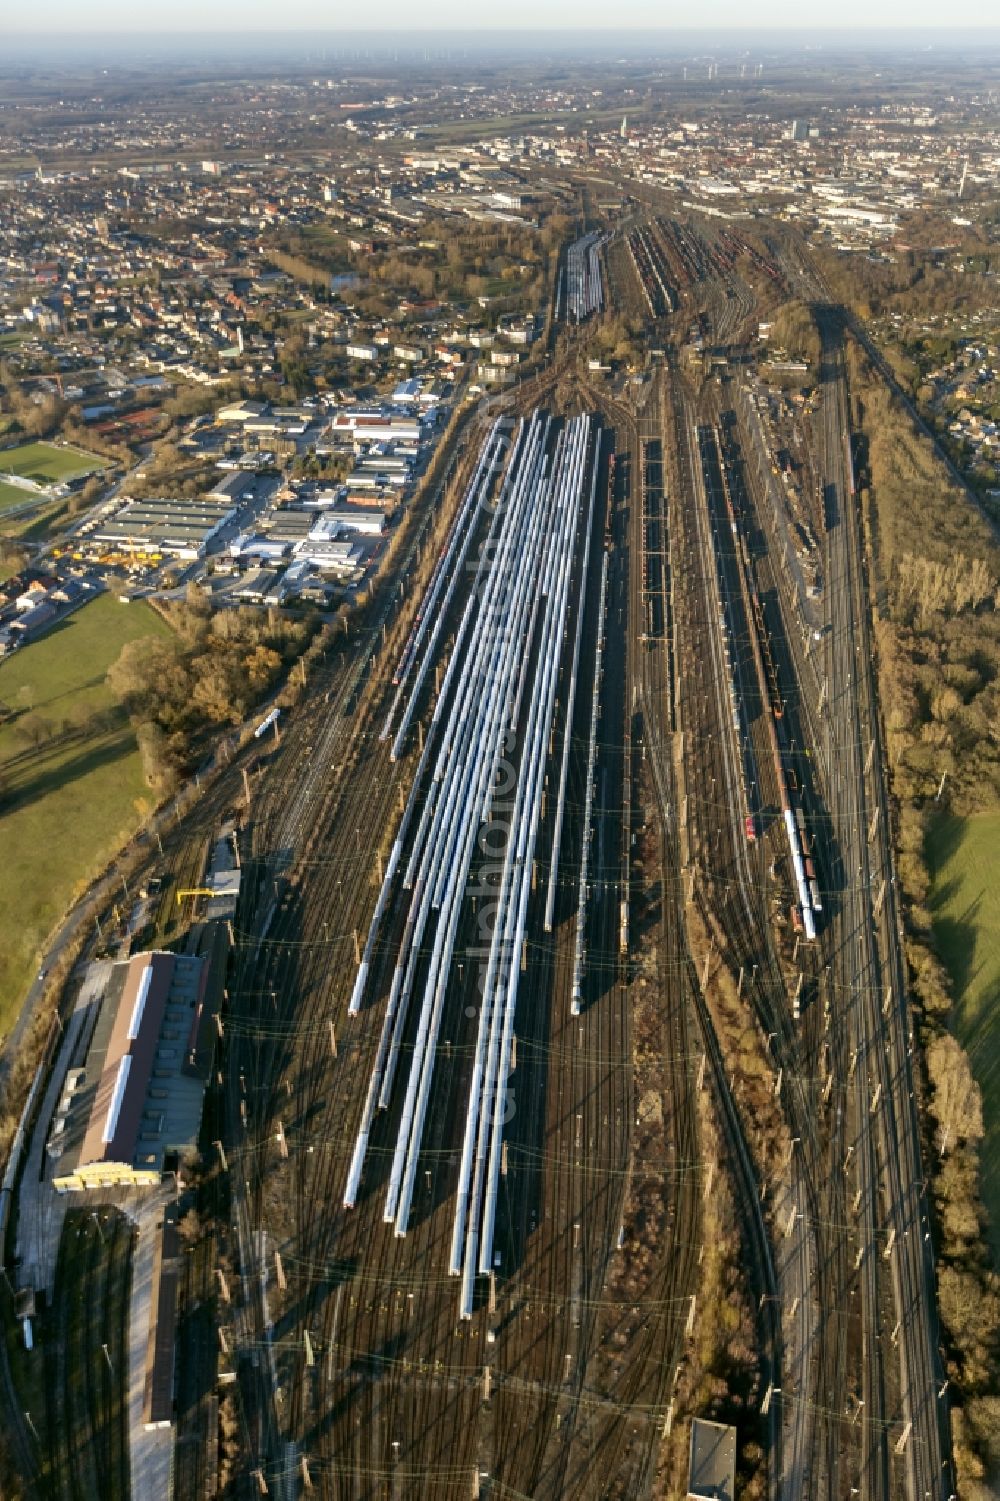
[108,587,319,793]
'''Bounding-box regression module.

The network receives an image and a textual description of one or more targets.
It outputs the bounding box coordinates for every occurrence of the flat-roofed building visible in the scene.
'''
[229,533,290,564]
[234,566,282,602]
[328,412,423,445]
[49,951,210,1192]
[310,505,386,538]
[216,398,269,424]
[94,496,237,558]
[293,536,366,574]
[207,470,280,507]
[143,1205,180,1429]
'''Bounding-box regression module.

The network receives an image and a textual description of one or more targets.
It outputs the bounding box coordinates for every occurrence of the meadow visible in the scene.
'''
[927,810,1000,1261]
[0,593,171,1029]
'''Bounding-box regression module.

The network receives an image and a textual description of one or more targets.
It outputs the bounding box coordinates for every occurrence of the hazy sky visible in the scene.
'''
[7,4,1000,31]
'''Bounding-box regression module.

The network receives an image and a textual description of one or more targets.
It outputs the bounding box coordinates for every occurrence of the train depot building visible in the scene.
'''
[686,1418,737,1501]
[47,950,211,1192]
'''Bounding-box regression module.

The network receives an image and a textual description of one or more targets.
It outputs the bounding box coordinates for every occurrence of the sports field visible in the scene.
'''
[0,440,102,485]
[0,593,172,1030]
[0,481,31,513]
[926,811,1000,1263]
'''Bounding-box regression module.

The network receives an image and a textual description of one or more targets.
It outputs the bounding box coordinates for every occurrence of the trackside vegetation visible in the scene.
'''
[848,337,1000,1495]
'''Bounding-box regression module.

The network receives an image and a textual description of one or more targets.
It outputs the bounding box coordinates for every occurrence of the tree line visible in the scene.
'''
[106,587,319,795]
[847,339,1000,1495]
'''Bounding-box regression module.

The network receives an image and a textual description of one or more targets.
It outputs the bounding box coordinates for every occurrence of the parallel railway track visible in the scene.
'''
[220,381,701,1500]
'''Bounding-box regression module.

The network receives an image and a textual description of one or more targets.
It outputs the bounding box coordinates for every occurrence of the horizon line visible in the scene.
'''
[8,22,1000,33]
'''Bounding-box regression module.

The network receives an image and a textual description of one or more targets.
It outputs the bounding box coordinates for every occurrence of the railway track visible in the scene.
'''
[41,1208,132,1501]
[714,398,854,1501]
[210,210,953,1501]
[613,366,789,1497]
[565,232,605,321]
[218,387,703,1501]
[817,318,951,1501]
[668,366,832,1499]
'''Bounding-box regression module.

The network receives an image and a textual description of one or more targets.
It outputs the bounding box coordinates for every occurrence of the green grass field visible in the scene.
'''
[926,811,1000,1263]
[0,480,32,513]
[0,593,172,1029]
[0,440,101,485]
[2,496,74,544]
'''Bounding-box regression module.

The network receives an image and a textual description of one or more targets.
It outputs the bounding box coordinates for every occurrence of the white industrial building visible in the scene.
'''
[317,506,385,537]
[328,412,423,445]
[293,537,366,573]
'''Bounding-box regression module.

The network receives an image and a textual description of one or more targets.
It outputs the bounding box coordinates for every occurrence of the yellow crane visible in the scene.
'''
[175,887,215,905]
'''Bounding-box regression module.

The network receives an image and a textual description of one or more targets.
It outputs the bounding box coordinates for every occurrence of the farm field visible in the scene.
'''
[0,440,102,485]
[0,593,172,1030]
[926,810,1000,1264]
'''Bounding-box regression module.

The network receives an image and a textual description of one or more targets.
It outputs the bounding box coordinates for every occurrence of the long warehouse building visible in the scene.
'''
[49,950,209,1191]
[93,495,239,558]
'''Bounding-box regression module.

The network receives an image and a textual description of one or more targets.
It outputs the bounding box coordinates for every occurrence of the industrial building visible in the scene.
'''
[207,470,280,508]
[686,1418,737,1501]
[49,950,211,1191]
[143,1205,180,1429]
[327,411,423,446]
[392,377,422,405]
[293,537,365,574]
[93,495,238,558]
[315,504,385,537]
[234,566,282,602]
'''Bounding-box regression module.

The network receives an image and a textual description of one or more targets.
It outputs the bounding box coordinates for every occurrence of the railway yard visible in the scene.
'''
[205,213,953,1500]
[5,207,958,1501]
